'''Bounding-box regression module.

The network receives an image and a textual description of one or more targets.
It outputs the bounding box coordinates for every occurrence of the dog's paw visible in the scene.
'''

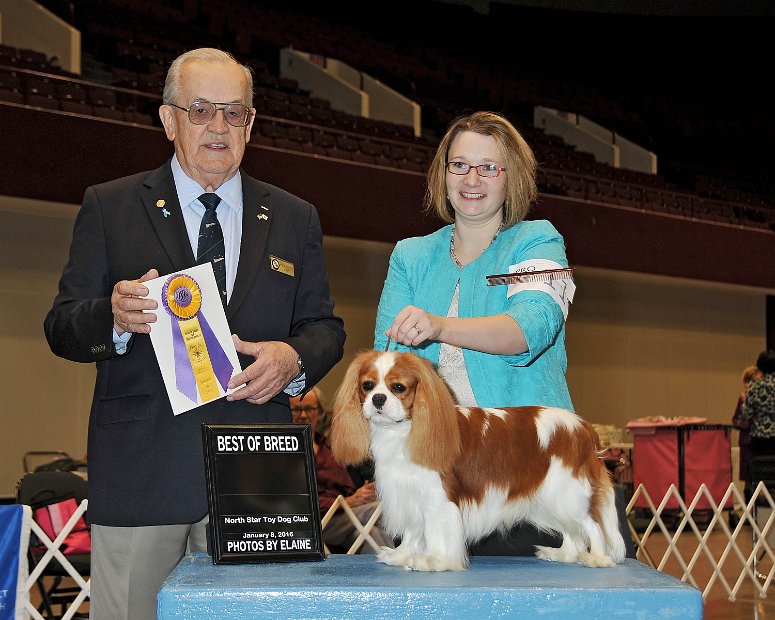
[406,554,465,572]
[535,545,578,564]
[377,546,410,567]
[578,552,616,568]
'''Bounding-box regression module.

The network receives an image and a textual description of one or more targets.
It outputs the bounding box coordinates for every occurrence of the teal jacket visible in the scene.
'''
[374,219,574,411]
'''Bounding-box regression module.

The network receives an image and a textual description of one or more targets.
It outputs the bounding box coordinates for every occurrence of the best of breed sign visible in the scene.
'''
[202,424,324,564]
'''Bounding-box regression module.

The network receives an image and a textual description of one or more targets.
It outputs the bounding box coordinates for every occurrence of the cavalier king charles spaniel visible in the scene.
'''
[331,350,626,572]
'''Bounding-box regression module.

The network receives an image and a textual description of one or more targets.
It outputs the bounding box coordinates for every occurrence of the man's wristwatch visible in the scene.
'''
[296,355,305,378]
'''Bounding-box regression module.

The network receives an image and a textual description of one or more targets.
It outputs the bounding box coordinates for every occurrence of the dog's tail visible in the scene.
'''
[597,483,627,563]
[580,419,626,562]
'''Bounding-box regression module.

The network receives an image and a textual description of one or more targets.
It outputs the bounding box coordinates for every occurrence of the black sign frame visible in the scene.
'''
[202,423,324,564]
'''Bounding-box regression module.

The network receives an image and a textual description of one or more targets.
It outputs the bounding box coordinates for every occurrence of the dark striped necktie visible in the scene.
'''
[196,193,227,307]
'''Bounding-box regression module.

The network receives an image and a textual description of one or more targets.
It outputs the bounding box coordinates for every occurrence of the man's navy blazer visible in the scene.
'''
[44,161,345,526]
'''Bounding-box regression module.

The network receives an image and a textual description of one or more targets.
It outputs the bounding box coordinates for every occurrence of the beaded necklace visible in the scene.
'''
[450,219,504,268]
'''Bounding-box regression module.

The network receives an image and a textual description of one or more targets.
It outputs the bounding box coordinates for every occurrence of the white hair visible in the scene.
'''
[163,47,254,107]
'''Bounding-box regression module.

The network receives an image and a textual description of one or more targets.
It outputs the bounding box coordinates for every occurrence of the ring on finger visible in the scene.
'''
[412,323,420,335]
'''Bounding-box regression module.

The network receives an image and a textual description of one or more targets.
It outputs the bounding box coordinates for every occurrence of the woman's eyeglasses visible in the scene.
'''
[446,161,506,177]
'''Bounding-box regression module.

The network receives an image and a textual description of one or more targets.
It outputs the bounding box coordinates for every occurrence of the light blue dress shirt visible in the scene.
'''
[171,154,243,300]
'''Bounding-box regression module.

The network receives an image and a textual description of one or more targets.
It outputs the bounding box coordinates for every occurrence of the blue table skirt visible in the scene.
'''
[157,552,702,619]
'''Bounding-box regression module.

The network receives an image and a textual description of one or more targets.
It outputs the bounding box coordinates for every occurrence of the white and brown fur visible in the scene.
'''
[331,350,626,572]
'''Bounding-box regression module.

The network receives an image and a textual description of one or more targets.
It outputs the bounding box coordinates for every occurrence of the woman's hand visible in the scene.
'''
[385,305,528,355]
[385,305,440,346]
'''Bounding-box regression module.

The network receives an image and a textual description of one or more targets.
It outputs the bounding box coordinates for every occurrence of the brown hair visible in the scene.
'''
[742,364,761,387]
[424,111,537,228]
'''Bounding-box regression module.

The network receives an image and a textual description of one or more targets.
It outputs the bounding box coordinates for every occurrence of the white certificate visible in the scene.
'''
[144,263,243,415]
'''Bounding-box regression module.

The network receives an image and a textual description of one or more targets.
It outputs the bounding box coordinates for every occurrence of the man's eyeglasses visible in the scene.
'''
[447,161,506,178]
[169,100,252,127]
[291,406,320,414]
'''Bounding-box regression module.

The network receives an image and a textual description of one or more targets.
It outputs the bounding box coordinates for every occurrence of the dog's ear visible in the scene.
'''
[405,354,462,471]
[330,351,373,465]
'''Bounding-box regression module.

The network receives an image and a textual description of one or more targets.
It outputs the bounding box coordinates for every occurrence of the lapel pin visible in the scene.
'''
[257,214,268,220]
[270,255,295,277]
[260,204,268,211]
[162,208,171,218]
[156,199,166,208]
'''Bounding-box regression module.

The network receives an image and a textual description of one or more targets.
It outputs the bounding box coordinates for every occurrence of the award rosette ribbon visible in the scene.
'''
[162,273,233,404]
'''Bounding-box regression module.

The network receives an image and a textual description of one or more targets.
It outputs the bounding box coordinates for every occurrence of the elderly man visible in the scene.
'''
[44,48,345,619]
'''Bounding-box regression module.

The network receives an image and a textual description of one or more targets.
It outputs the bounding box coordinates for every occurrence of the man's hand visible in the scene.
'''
[227,337,300,404]
[111,269,159,335]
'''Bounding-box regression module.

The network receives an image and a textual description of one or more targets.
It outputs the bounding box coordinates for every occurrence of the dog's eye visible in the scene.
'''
[392,383,406,393]
[362,380,375,391]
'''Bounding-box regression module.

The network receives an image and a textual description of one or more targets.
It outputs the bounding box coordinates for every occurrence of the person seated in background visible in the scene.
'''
[314,393,333,444]
[290,387,394,553]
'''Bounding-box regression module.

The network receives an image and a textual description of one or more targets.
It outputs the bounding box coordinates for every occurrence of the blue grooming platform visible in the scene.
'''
[157,552,702,619]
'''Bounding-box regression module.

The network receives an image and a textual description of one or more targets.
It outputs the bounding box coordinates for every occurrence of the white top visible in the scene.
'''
[437,283,477,407]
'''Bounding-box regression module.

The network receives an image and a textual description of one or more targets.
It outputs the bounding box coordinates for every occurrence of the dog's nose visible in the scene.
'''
[372,393,387,410]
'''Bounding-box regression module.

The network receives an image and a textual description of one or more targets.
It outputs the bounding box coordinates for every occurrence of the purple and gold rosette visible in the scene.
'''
[162,274,233,404]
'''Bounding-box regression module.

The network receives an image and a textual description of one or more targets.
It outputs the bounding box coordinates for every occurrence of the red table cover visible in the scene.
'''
[631,425,732,510]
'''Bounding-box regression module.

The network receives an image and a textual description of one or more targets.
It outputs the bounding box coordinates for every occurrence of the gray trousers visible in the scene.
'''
[89,516,208,620]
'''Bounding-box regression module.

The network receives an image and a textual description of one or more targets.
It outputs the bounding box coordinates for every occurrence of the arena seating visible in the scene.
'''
[3,0,772,232]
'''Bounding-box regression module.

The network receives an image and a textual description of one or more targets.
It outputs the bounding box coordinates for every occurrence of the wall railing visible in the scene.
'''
[324,481,775,602]
[627,481,775,601]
